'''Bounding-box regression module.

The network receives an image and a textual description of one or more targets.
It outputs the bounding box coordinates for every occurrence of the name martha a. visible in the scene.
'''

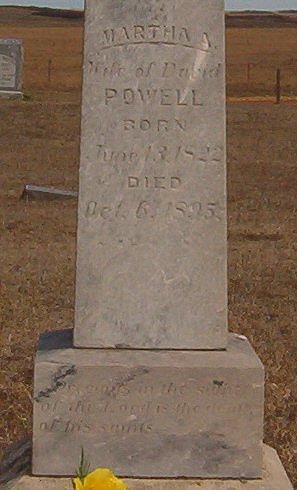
[100,24,196,49]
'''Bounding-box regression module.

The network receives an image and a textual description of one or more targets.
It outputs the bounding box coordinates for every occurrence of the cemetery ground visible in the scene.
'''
[0,5,296,487]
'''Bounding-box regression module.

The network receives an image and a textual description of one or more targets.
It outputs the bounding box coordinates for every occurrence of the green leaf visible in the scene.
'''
[75,448,91,483]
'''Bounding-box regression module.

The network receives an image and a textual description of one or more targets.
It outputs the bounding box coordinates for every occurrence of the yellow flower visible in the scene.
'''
[73,468,128,490]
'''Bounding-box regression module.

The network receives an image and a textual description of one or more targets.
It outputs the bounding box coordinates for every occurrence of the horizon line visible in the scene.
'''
[0,4,297,12]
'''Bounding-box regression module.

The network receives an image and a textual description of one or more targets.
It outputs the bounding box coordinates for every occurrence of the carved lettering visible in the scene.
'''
[95,144,222,164]
[86,201,97,217]
[135,62,155,78]
[122,119,186,132]
[104,88,202,107]
[161,62,222,80]
[37,378,250,439]
[99,423,152,434]
[85,200,221,221]
[136,201,153,219]
[128,176,181,189]
[39,419,91,433]
[97,144,138,163]
[100,25,194,49]
[105,88,117,104]
[87,58,221,81]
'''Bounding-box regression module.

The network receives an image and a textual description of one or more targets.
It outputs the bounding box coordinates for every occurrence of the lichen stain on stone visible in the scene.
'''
[35,365,77,401]
[108,366,150,398]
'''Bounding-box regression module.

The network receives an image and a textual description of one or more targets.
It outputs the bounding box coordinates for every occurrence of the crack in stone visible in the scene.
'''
[34,365,77,401]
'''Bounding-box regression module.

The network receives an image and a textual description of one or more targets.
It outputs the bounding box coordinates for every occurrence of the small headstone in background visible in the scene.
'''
[0,39,23,99]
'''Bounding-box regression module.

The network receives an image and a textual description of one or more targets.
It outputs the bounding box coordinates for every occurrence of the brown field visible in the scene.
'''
[0,6,296,487]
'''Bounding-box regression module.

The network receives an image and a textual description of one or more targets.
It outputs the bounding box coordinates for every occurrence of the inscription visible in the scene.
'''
[87,58,222,81]
[40,419,91,433]
[74,0,227,354]
[85,200,222,221]
[123,119,186,132]
[40,419,152,434]
[100,25,201,50]
[96,144,223,164]
[97,144,138,163]
[104,88,202,107]
[37,380,253,436]
[0,54,16,88]
[42,400,244,418]
[161,61,221,80]
[127,176,181,189]
[98,423,152,433]
[65,382,186,397]
[39,381,246,406]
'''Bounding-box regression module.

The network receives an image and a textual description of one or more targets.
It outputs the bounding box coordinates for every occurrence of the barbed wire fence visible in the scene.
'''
[28,56,297,103]
[226,61,297,102]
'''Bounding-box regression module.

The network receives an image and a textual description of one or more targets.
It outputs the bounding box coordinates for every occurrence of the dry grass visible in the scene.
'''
[227,104,297,485]
[0,7,296,487]
[226,27,297,96]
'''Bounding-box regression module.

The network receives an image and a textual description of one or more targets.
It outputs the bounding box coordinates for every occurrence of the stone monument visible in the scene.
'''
[0,39,23,99]
[31,0,292,487]
[74,0,227,351]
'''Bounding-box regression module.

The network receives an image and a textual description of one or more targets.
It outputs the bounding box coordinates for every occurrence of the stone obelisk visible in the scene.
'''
[31,2,292,487]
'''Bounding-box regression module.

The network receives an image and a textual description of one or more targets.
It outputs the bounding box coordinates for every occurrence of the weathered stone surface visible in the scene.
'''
[32,331,263,478]
[74,0,227,349]
[6,446,294,490]
[0,39,23,95]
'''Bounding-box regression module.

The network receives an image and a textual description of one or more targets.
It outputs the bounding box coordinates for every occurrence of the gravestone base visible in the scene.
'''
[0,90,23,99]
[33,330,264,479]
[2,446,293,490]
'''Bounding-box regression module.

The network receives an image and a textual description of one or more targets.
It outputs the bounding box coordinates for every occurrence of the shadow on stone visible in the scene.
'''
[0,437,32,485]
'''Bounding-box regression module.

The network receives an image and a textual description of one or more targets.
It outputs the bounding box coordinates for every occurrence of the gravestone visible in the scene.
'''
[31,0,291,486]
[0,39,23,98]
[74,0,227,350]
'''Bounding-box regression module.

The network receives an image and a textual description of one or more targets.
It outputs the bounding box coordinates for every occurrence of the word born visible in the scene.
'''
[123,119,186,132]
[105,88,202,107]
[85,200,221,221]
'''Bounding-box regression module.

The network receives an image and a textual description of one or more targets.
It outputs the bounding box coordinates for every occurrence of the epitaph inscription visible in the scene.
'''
[37,377,253,435]
[75,0,227,349]
[32,335,264,477]
[0,54,16,88]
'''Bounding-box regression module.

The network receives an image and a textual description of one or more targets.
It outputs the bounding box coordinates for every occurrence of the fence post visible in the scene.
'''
[276,68,281,104]
[247,62,251,82]
[47,59,52,85]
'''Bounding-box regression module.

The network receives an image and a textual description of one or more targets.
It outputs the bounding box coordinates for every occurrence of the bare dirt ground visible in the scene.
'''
[0,7,296,487]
